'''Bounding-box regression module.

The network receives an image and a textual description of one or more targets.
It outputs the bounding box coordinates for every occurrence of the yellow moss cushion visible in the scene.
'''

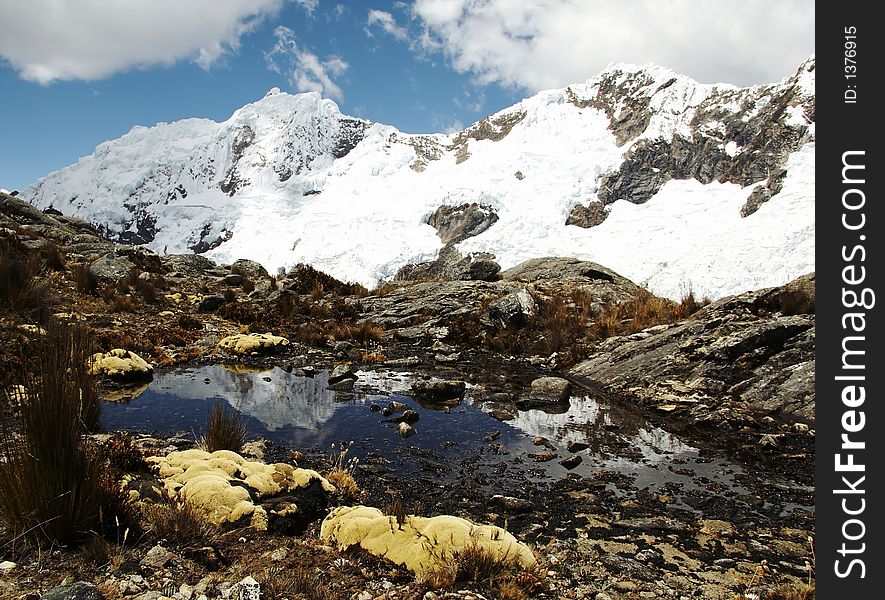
[147,449,335,530]
[89,349,153,379]
[320,505,536,576]
[218,333,290,355]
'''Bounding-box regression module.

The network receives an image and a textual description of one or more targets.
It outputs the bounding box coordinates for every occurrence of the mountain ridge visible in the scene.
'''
[23,57,815,300]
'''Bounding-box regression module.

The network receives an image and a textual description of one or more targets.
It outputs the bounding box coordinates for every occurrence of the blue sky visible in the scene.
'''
[0,0,814,192]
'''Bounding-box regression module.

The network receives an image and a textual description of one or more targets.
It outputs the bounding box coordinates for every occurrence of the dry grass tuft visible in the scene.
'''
[0,322,131,546]
[0,239,52,319]
[202,402,247,453]
[325,441,360,500]
[144,491,218,551]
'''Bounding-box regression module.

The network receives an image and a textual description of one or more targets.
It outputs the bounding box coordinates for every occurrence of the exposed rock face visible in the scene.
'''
[426,203,499,245]
[566,201,609,228]
[588,59,815,214]
[369,257,644,343]
[569,274,815,422]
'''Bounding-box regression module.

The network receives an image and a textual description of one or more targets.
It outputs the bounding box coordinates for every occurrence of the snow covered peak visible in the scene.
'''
[23,59,815,300]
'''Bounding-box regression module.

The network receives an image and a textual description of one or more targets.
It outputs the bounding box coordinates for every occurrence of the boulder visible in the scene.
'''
[395,245,500,282]
[489,288,537,327]
[516,377,571,409]
[320,505,535,576]
[329,363,358,384]
[230,258,269,280]
[412,379,466,401]
[88,254,136,285]
[426,203,499,245]
[218,333,290,355]
[42,582,104,600]
[198,294,227,312]
[89,349,153,381]
[397,422,416,438]
[160,254,218,277]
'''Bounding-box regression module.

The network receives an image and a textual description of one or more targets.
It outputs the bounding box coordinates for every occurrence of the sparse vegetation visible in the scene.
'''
[423,540,545,598]
[325,441,360,500]
[0,239,52,320]
[202,402,247,453]
[72,263,99,295]
[144,490,219,551]
[0,321,130,546]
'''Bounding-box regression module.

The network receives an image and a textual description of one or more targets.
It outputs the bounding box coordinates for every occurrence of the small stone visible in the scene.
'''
[400,409,420,424]
[197,294,226,312]
[398,422,416,438]
[566,440,589,453]
[559,454,583,469]
[0,561,14,575]
[484,430,502,442]
[140,544,177,568]
[530,451,556,462]
[328,363,357,384]
[270,548,288,561]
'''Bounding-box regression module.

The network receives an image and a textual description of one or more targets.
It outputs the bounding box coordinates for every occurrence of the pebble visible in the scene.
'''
[0,561,15,575]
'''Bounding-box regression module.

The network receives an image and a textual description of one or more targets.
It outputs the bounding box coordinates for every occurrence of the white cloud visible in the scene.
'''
[265,26,349,101]
[0,0,294,84]
[411,0,815,90]
[366,9,408,41]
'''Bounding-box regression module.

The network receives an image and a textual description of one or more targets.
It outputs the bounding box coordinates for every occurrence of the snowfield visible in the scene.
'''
[24,61,815,301]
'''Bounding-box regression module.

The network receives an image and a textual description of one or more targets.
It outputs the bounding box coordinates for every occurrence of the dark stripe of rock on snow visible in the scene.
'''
[568,273,815,425]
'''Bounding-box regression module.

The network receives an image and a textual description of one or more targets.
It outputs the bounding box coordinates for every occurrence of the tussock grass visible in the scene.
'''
[0,240,52,320]
[0,322,130,546]
[423,540,545,598]
[202,402,247,453]
[144,490,219,551]
[72,263,99,295]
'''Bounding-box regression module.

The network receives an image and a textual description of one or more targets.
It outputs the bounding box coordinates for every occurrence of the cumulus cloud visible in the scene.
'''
[366,9,408,41]
[411,0,815,90]
[0,0,297,84]
[265,26,349,101]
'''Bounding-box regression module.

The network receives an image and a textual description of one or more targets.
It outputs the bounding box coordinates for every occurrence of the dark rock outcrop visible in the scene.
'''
[394,245,500,283]
[568,274,815,423]
[566,201,609,228]
[426,203,499,245]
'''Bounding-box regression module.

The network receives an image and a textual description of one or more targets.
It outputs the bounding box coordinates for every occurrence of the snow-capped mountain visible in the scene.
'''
[24,58,815,300]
